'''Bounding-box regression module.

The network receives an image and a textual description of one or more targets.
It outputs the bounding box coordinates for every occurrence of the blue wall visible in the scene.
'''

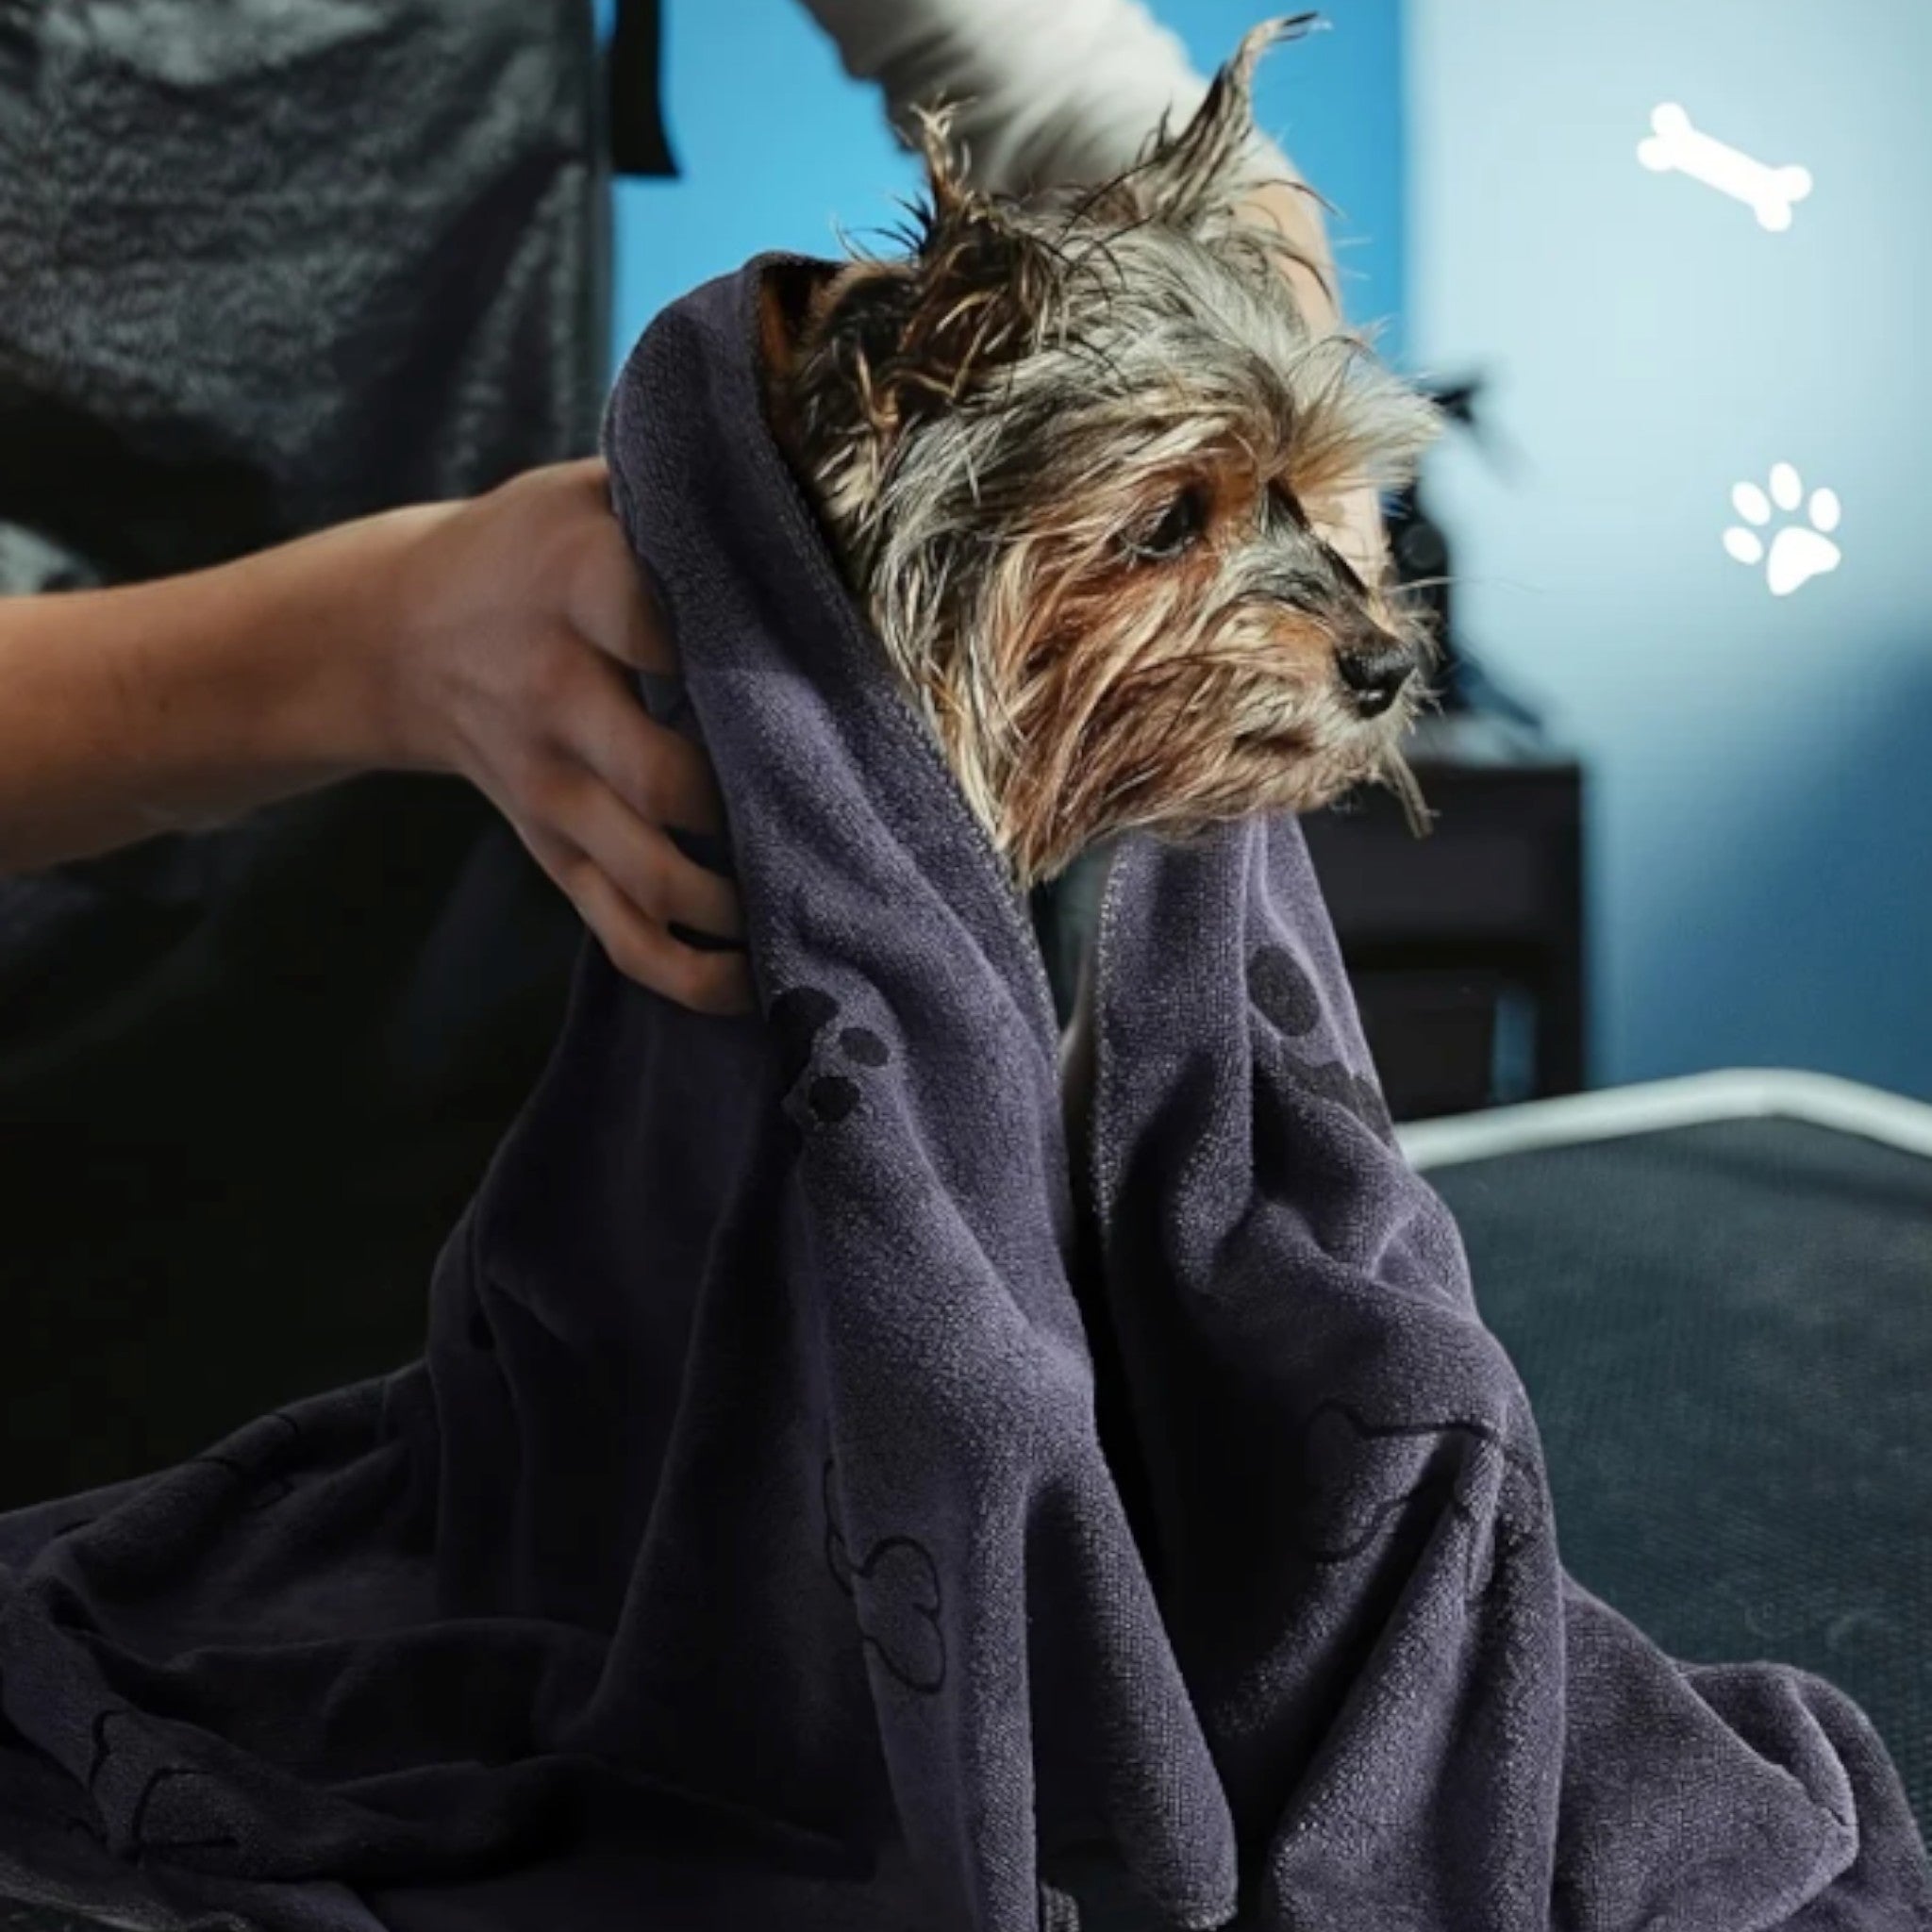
[611,3,1932,1101]
[610,0,1407,369]
[1407,0,1932,1099]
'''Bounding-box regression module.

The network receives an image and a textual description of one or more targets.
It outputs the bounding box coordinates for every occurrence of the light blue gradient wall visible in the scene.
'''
[1407,0,1932,1097]
[609,0,1407,369]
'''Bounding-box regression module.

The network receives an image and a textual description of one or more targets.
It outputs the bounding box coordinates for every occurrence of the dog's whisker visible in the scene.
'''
[1384,756,1435,838]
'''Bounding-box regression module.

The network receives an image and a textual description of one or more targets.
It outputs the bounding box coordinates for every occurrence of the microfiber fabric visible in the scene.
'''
[0,259,1927,1932]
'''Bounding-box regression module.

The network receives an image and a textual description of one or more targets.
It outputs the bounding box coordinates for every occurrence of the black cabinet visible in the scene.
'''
[1303,714,1586,1121]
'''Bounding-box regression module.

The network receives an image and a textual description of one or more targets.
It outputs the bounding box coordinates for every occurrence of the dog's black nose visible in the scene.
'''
[1336,636,1418,717]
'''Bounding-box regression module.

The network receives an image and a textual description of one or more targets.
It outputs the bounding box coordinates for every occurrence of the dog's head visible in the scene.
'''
[765,16,1441,885]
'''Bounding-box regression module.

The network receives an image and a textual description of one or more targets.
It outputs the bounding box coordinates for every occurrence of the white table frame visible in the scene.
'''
[1398,1069,1932,1173]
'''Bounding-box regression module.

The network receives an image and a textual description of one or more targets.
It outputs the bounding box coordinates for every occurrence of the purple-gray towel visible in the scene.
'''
[0,260,1926,1932]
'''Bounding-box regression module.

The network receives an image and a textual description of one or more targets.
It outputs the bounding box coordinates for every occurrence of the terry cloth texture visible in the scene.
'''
[0,0,608,1505]
[0,261,1928,1932]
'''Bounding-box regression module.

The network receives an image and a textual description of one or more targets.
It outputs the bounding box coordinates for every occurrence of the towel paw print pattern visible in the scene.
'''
[1250,943,1392,1140]
[771,987,893,1132]
[822,1459,946,1694]
[84,1711,242,1861]
[1293,1400,1544,1605]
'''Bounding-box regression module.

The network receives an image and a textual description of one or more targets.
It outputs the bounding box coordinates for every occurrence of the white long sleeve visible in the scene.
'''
[793,0,1226,192]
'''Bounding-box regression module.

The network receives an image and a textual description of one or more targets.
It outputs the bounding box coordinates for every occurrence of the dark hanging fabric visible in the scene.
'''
[0,0,615,1504]
[607,0,678,177]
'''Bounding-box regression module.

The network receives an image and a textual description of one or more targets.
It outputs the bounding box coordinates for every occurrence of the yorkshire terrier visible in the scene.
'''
[759,14,1439,925]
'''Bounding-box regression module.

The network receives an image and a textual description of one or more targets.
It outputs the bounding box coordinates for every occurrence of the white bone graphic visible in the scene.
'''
[1638,104,1813,231]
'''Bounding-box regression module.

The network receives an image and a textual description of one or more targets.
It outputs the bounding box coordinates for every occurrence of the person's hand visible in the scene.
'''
[373,458,754,1016]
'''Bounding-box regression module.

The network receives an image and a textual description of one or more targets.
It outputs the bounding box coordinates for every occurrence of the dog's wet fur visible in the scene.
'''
[760,16,1441,889]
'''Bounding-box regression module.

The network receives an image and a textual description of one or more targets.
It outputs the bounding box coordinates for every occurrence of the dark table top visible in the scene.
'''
[1431,1113,1932,1830]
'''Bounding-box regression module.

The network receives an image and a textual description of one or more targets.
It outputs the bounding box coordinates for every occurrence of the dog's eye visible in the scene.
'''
[1125,485,1209,561]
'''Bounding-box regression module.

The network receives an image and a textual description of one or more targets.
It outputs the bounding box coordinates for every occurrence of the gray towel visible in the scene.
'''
[0,259,1926,1932]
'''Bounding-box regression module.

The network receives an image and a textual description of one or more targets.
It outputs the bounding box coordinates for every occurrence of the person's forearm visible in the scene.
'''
[0,461,753,1010]
[803,0,1346,328]
[1244,175,1342,333]
[800,0,1370,492]
[0,510,428,874]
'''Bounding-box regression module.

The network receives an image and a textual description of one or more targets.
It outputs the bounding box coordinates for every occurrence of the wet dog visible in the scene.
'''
[760,17,1440,892]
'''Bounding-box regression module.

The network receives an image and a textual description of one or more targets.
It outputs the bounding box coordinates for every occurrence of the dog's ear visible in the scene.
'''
[1130,14,1315,236]
[802,108,1058,452]
[892,107,1062,408]
[757,258,835,465]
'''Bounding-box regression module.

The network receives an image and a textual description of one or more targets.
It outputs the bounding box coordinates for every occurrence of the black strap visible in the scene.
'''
[608,0,678,177]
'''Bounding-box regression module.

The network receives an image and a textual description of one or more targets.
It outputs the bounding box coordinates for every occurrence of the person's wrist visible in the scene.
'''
[291,500,467,780]
[104,521,415,818]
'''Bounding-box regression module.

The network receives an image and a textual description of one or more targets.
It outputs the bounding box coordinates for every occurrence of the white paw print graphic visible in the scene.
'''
[1724,463,1841,596]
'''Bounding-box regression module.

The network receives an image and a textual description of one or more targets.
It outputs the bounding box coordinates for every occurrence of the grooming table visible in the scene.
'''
[1405,1070,1932,1832]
